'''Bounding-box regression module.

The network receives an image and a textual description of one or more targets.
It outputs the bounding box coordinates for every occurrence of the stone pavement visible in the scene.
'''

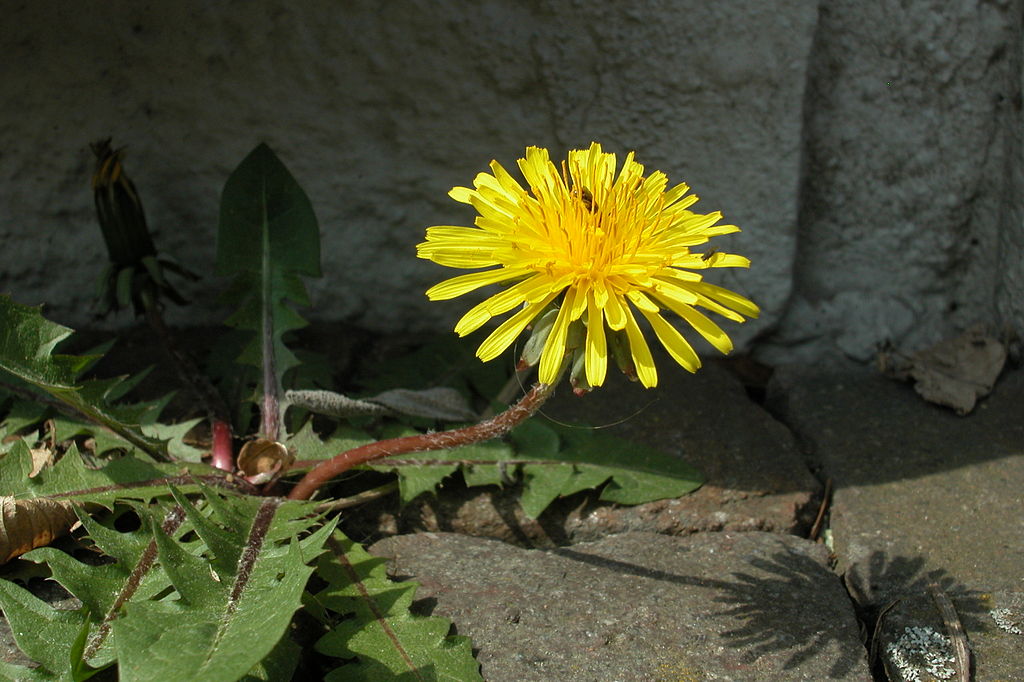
[768,364,1024,681]
[364,359,1023,681]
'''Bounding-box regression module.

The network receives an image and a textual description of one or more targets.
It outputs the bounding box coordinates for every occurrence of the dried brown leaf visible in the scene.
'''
[28,447,55,478]
[0,496,78,564]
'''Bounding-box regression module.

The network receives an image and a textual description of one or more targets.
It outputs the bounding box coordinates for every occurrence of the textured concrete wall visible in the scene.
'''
[997,3,1024,350]
[1,1,1021,364]
[759,0,1024,362]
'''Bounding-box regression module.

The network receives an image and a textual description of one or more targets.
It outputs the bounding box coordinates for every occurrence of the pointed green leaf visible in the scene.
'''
[285,420,374,463]
[112,491,335,682]
[314,532,482,681]
[0,295,166,459]
[508,418,560,457]
[0,579,89,678]
[26,513,170,618]
[241,633,301,681]
[216,143,321,440]
[460,440,517,487]
[140,417,205,462]
[0,439,226,508]
[216,143,320,279]
[365,420,702,518]
[7,491,334,679]
[554,427,704,505]
[518,462,575,518]
[364,426,458,503]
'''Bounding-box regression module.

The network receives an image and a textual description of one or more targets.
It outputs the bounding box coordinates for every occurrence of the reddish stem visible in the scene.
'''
[287,382,554,501]
[210,419,234,471]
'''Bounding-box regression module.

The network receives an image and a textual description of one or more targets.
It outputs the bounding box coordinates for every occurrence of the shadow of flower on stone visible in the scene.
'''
[842,550,988,676]
[844,551,986,618]
[710,547,864,677]
[553,542,863,677]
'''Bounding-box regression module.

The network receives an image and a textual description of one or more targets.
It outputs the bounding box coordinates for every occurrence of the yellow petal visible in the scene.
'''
[691,295,746,323]
[567,284,589,320]
[425,266,530,300]
[585,292,608,387]
[705,253,751,268]
[417,227,506,268]
[661,182,693,207]
[670,252,750,270]
[476,292,559,361]
[650,278,700,306]
[677,211,723,233]
[639,309,701,373]
[490,160,526,196]
[592,278,610,307]
[702,223,741,237]
[622,303,657,388]
[625,289,660,313]
[538,293,576,384]
[655,268,703,283]
[448,186,475,203]
[453,275,552,336]
[675,304,734,354]
[691,282,760,319]
[603,291,627,330]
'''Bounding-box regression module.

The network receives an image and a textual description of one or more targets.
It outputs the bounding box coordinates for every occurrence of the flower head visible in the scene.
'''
[417,143,759,389]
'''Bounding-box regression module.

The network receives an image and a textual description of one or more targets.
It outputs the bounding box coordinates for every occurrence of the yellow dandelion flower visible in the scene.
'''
[417,143,759,389]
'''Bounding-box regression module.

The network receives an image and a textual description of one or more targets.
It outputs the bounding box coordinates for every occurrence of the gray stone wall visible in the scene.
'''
[1,1,1020,364]
[759,0,1023,362]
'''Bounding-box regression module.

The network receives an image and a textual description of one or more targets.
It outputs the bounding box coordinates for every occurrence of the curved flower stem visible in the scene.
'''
[287,382,555,501]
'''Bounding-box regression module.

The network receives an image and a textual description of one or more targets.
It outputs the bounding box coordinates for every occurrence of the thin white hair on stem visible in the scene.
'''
[505,341,658,430]
[536,397,659,431]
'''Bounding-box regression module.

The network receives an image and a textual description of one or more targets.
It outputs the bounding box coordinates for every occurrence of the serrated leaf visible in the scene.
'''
[1,487,333,679]
[553,427,704,505]
[241,633,301,681]
[460,440,517,487]
[285,421,375,463]
[113,491,335,681]
[2,502,178,677]
[366,420,702,518]
[0,295,166,460]
[48,391,170,458]
[0,578,93,678]
[396,463,459,503]
[217,143,321,440]
[314,532,482,681]
[0,400,49,435]
[0,439,228,508]
[518,462,575,518]
[24,511,175,631]
[140,417,205,462]
[508,418,560,457]
[364,426,458,504]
